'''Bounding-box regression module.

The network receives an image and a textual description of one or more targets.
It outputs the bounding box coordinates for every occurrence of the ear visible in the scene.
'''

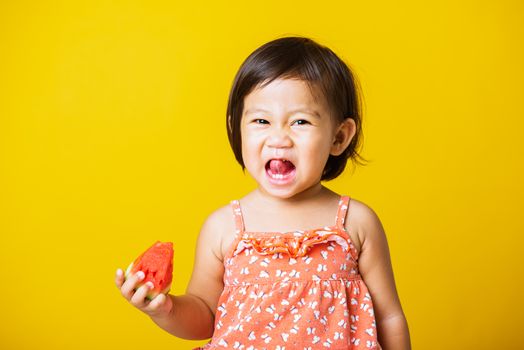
[330,118,356,156]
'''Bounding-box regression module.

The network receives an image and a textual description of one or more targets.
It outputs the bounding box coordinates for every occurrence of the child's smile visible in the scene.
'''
[240,78,342,199]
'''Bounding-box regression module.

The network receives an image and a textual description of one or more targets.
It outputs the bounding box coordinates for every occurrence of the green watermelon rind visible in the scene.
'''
[124,262,172,301]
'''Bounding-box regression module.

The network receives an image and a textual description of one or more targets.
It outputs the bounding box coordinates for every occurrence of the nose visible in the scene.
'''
[266,127,293,149]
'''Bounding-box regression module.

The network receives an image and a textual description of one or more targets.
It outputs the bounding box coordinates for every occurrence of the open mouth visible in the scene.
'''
[265,159,296,183]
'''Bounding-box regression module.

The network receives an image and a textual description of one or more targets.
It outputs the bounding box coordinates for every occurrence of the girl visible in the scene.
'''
[115,36,411,349]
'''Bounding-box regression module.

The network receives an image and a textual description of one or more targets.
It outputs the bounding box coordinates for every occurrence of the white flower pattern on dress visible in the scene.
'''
[194,196,381,350]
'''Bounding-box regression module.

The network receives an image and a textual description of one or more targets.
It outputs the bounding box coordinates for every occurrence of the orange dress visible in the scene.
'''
[194,195,381,350]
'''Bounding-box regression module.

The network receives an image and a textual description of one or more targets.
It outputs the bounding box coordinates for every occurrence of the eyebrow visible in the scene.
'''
[244,107,321,118]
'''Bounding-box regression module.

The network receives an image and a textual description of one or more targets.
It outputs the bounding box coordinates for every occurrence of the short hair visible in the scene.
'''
[226,35,368,180]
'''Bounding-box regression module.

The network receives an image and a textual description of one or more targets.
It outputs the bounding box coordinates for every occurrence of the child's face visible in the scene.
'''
[240,78,342,199]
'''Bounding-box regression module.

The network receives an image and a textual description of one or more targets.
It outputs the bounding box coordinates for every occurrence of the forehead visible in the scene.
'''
[243,78,328,116]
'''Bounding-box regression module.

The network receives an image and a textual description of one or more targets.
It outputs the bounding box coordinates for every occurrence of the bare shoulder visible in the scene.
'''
[199,202,236,262]
[345,197,385,254]
[186,202,235,317]
[346,198,408,331]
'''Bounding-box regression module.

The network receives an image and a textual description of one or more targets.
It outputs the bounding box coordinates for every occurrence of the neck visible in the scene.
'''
[253,183,331,209]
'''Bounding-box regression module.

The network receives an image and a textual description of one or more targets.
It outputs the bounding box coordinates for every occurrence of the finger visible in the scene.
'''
[120,271,145,300]
[131,281,154,308]
[115,268,125,288]
[145,293,165,313]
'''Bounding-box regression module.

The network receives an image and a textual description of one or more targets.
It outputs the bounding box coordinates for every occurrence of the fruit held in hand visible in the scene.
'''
[124,241,174,301]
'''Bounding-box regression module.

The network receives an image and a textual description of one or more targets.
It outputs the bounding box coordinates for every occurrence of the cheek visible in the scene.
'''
[242,129,264,148]
[302,131,331,150]
[299,134,332,166]
[240,132,261,165]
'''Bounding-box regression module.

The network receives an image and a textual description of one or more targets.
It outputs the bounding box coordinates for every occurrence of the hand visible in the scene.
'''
[115,268,174,319]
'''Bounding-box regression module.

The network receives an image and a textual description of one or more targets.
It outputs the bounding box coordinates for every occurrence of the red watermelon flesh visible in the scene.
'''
[124,241,173,301]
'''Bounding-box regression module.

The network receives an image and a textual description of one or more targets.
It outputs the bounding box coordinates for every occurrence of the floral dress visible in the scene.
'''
[194,195,381,350]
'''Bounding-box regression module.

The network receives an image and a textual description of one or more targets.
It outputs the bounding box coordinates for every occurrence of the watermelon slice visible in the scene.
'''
[124,241,174,301]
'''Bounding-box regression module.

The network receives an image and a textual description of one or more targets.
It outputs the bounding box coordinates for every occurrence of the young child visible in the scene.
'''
[115,36,411,350]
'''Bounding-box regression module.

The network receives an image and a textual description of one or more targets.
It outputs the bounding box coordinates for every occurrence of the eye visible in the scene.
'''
[253,118,269,124]
[292,119,310,126]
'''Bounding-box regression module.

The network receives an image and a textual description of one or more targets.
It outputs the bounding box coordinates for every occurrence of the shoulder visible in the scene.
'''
[198,201,236,261]
[345,197,385,252]
[187,203,235,318]
[202,202,235,229]
[345,199,406,327]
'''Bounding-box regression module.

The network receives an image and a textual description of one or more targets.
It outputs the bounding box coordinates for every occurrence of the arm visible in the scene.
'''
[149,293,216,340]
[356,203,411,350]
[149,208,227,339]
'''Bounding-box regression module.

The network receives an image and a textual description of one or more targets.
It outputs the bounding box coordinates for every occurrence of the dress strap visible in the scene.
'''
[230,200,245,236]
[335,195,351,229]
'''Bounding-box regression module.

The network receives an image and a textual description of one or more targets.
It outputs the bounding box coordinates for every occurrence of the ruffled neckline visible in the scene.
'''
[232,226,354,259]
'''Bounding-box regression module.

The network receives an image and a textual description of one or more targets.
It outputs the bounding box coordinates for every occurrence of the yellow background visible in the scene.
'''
[1,1,523,349]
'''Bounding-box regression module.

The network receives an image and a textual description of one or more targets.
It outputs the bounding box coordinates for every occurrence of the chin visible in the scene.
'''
[256,182,297,199]
[266,190,298,199]
[260,182,318,200]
